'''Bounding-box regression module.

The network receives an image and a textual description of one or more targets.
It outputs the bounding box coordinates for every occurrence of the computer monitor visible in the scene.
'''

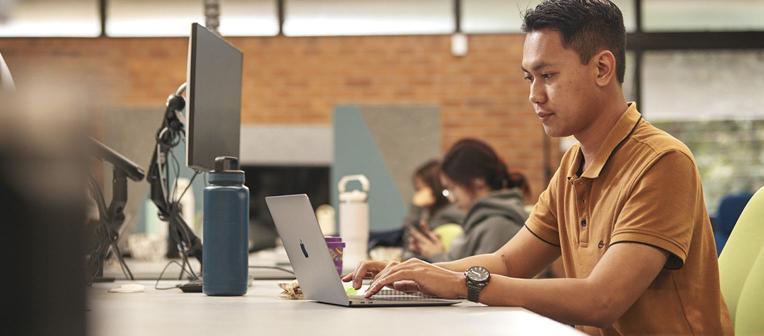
[186,23,243,171]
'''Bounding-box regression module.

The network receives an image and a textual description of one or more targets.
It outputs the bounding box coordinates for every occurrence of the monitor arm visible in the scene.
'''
[146,82,203,275]
[88,139,145,282]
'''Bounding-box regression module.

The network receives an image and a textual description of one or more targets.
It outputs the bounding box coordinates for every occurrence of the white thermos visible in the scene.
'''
[338,174,370,270]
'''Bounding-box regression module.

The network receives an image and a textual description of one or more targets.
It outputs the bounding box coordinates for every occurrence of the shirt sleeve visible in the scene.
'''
[610,150,698,269]
[525,167,562,247]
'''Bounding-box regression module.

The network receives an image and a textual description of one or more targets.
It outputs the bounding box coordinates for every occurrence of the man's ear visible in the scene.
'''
[593,50,617,87]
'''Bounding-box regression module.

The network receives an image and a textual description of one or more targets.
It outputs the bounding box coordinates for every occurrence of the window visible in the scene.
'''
[644,0,764,32]
[643,51,764,121]
[462,0,636,33]
[218,0,279,36]
[284,0,453,36]
[108,0,278,37]
[623,51,636,102]
[644,51,764,211]
[107,0,203,37]
[651,119,764,213]
[0,0,99,37]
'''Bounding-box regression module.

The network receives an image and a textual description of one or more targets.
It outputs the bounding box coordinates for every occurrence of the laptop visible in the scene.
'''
[265,194,461,307]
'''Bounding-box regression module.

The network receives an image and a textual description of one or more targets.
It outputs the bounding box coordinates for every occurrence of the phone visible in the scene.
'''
[407,221,429,237]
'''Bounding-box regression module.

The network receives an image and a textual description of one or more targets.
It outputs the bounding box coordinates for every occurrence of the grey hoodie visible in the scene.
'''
[429,189,528,263]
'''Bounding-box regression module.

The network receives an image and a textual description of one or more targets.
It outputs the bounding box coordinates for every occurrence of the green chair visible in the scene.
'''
[734,246,764,334]
[433,223,464,253]
[718,186,764,331]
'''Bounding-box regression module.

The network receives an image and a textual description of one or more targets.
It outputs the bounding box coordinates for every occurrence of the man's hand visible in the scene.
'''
[364,258,466,299]
[341,260,393,290]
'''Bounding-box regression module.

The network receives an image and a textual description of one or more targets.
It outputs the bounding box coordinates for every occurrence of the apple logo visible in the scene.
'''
[299,240,309,258]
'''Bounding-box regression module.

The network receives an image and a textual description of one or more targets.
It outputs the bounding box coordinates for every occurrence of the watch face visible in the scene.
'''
[467,266,489,282]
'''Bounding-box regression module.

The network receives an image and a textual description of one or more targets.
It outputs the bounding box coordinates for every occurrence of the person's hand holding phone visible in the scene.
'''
[408,220,445,259]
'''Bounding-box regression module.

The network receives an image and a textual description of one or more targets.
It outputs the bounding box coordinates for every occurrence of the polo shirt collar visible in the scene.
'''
[566,102,642,180]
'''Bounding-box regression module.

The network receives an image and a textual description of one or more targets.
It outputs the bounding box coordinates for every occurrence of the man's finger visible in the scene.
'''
[351,261,372,289]
[393,280,420,293]
[372,260,398,282]
[366,268,416,298]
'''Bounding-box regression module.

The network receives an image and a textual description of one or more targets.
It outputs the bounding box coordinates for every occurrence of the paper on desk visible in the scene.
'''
[107,283,145,293]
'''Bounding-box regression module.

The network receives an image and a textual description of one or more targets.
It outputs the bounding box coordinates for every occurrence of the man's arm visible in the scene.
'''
[435,227,561,278]
[479,242,668,328]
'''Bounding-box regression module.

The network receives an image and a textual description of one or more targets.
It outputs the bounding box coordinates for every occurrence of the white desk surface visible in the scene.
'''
[88,280,584,336]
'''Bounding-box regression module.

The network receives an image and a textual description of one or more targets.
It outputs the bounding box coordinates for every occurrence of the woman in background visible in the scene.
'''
[398,160,464,260]
[368,159,464,259]
[408,138,530,262]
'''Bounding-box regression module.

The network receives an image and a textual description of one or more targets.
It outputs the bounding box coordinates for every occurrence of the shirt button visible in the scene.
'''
[580,219,587,227]
[598,241,605,248]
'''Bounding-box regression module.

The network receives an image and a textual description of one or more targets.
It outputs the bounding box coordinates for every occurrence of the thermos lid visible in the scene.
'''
[208,156,245,185]
[339,189,367,203]
[338,174,370,193]
[214,156,240,172]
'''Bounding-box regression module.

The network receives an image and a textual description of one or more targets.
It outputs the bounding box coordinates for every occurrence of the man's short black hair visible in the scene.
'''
[522,0,626,84]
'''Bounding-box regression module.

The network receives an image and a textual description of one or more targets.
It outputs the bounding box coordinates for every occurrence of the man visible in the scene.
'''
[343,0,733,334]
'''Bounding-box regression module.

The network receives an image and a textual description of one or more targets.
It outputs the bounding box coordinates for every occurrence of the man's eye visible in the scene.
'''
[542,73,554,79]
[523,75,533,82]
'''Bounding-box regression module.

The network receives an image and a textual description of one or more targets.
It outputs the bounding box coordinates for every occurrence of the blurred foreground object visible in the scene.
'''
[0,52,14,90]
[0,69,92,336]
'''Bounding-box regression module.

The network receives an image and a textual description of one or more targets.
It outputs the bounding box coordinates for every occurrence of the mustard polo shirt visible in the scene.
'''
[526,103,733,335]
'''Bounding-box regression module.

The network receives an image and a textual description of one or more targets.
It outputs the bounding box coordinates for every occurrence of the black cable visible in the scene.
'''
[166,151,200,281]
[89,175,134,280]
[155,260,190,290]
[164,149,172,206]
[249,265,295,275]
[111,242,134,280]
[87,175,134,281]
[87,177,109,279]
[169,149,181,200]
[168,189,200,282]
[177,254,188,280]
[88,176,109,226]
[158,140,199,283]
[177,235,200,279]
[176,171,199,203]
[148,85,203,285]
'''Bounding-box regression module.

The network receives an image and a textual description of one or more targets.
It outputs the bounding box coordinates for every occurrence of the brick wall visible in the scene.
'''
[0,34,561,202]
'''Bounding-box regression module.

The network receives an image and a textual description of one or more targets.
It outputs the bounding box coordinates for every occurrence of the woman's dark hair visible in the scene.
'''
[441,139,530,199]
[522,0,626,84]
[412,159,449,214]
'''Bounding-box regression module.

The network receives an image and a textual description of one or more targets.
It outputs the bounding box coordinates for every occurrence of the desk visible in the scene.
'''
[88,280,584,336]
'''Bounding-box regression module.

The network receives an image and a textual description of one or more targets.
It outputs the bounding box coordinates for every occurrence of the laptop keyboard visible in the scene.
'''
[350,289,443,302]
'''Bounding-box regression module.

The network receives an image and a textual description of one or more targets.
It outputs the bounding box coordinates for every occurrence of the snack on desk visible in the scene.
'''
[278,280,303,299]
[277,280,359,300]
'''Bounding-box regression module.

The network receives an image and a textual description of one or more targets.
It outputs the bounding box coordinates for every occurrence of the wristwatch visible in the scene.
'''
[465,266,490,303]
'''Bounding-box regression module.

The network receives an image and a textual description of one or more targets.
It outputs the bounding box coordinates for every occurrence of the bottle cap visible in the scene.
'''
[214,156,240,172]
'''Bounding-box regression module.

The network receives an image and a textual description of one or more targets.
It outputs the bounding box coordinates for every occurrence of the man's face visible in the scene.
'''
[521,29,599,138]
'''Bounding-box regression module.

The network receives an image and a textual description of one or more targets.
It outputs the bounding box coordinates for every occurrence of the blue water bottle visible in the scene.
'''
[203,156,249,296]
